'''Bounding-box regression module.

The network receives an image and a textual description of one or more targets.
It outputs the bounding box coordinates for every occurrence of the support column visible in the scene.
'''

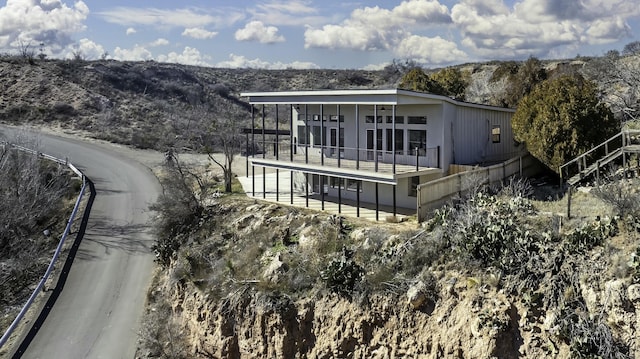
[290,104,294,162]
[321,175,325,210]
[356,181,360,217]
[393,185,397,217]
[320,104,324,166]
[374,105,378,172]
[290,105,294,205]
[337,104,341,168]
[375,182,379,221]
[305,173,309,208]
[305,104,309,164]
[356,104,360,170]
[251,105,255,197]
[392,105,396,174]
[245,132,249,176]
[262,105,266,199]
[276,105,279,202]
[338,178,342,214]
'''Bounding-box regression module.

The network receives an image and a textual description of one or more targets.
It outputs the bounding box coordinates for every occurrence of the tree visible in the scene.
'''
[511,75,617,173]
[198,99,247,193]
[398,67,445,94]
[622,41,640,56]
[582,49,640,123]
[503,57,547,108]
[430,67,469,99]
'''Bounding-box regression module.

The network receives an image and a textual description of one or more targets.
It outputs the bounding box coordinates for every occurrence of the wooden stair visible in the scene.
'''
[560,130,640,186]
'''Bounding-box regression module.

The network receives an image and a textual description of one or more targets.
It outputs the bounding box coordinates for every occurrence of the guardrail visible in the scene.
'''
[0,142,86,349]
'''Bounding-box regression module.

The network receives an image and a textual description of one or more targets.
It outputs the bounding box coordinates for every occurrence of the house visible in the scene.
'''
[240,88,526,220]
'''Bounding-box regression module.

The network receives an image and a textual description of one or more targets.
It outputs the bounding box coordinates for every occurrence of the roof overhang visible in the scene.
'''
[240,88,515,112]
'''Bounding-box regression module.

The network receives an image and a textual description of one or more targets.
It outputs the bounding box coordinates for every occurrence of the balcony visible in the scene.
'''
[247,141,441,180]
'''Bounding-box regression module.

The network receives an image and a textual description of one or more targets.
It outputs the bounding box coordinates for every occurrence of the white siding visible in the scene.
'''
[452,106,520,165]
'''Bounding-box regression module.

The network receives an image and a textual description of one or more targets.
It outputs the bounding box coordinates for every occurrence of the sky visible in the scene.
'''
[0,0,639,70]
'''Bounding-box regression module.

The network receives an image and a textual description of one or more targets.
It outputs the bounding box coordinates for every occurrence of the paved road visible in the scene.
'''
[2,127,161,358]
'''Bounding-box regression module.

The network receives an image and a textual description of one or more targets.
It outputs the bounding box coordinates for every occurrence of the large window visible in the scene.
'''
[330,177,345,189]
[386,129,404,153]
[312,126,323,146]
[346,179,363,192]
[408,130,426,155]
[330,128,345,148]
[297,126,309,145]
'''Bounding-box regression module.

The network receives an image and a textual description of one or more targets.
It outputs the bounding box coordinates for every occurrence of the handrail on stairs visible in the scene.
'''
[559,131,624,184]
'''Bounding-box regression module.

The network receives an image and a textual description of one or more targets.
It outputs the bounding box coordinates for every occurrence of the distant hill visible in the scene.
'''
[0,54,636,151]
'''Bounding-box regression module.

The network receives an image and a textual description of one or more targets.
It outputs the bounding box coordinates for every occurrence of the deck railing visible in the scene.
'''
[250,140,440,171]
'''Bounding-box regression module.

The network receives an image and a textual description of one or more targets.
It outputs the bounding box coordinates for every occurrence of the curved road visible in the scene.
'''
[3,127,161,358]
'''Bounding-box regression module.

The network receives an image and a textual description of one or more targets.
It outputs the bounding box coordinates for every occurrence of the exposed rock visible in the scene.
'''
[628,284,640,304]
[262,254,289,283]
[407,281,429,309]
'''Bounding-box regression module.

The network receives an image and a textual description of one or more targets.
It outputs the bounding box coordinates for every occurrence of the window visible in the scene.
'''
[408,130,426,155]
[407,116,427,125]
[386,129,404,153]
[297,126,309,145]
[492,125,501,143]
[409,176,420,197]
[346,179,363,192]
[329,115,345,122]
[298,114,311,122]
[365,115,382,123]
[313,114,320,121]
[312,126,322,145]
[329,128,345,148]
[330,177,345,189]
[386,115,404,124]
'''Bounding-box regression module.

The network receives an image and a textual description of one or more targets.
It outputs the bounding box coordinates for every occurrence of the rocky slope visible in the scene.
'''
[138,191,640,358]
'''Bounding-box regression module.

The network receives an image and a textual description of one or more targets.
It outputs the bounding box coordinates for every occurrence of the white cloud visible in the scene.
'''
[112,44,153,61]
[126,27,136,35]
[0,0,89,53]
[216,54,318,69]
[362,62,391,71]
[157,46,212,67]
[235,21,285,43]
[451,0,638,59]
[584,18,631,44]
[98,7,244,29]
[396,35,468,64]
[66,38,106,60]
[249,0,325,27]
[182,27,218,40]
[303,0,457,64]
[149,38,170,47]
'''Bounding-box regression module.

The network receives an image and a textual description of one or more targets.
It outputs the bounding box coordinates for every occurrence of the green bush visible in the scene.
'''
[320,246,364,297]
[511,74,618,174]
[564,217,618,254]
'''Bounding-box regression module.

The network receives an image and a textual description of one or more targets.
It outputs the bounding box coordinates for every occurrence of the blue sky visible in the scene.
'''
[1,0,639,69]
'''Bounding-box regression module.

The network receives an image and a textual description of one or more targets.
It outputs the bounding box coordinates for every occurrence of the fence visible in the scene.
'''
[0,142,87,349]
[416,154,540,222]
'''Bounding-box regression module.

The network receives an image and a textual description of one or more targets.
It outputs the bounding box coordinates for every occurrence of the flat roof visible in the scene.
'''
[240,88,516,113]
